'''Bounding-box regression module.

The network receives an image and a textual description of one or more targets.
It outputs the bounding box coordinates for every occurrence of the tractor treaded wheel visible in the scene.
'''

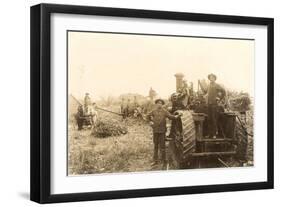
[178,110,196,159]
[235,119,248,161]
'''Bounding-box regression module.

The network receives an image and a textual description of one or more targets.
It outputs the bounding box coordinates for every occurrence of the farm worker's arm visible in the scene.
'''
[164,110,180,120]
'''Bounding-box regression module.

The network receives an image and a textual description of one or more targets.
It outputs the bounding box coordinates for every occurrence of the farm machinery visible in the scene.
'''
[166,73,251,169]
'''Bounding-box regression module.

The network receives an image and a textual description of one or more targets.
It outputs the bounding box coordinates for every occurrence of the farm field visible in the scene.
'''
[68,105,254,175]
[68,109,159,175]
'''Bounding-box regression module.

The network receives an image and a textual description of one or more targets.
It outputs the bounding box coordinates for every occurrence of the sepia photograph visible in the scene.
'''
[30,4,274,203]
[67,31,254,175]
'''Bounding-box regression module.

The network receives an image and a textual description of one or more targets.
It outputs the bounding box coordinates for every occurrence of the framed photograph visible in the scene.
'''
[30,3,274,203]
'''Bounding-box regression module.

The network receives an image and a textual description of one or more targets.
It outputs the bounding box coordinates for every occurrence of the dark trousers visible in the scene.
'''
[208,104,218,137]
[75,115,84,130]
[153,133,166,162]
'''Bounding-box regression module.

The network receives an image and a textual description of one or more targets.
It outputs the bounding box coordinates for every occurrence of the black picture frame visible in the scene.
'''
[30,3,274,204]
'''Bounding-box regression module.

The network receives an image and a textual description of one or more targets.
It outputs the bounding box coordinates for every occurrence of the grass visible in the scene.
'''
[68,112,155,175]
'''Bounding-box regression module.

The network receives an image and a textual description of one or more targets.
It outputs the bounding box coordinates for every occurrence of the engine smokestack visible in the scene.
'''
[174,73,184,92]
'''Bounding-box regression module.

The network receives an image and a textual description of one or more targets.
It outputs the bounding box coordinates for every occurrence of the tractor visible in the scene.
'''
[166,73,250,169]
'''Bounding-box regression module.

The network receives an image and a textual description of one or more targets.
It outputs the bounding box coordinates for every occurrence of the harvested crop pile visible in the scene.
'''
[92,119,128,138]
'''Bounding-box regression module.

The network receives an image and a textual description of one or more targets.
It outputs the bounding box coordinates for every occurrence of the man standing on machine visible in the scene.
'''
[206,73,226,138]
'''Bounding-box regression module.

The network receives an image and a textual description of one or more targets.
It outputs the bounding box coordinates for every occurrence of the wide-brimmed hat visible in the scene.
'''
[208,73,217,80]
[155,99,165,105]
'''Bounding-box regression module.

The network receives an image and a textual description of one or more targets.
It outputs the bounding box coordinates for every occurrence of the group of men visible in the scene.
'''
[75,74,225,167]
[147,73,225,166]
[120,96,140,118]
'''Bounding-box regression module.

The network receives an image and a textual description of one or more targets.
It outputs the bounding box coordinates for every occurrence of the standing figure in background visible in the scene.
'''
[84,93,91,105]
[125,99,130,118]
[83,93,92,118]
[80,92,96,128]
[91,102,98,127]
[75,105,84,130]
[206,73,226,138]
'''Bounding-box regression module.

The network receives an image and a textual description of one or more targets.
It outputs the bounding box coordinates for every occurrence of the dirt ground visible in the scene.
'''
[68,114,158,175]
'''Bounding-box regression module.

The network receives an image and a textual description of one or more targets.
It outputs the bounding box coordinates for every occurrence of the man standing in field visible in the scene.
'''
[84,93,91,105]
[147,99,181,167]
[206,73,226,138]
[75,105,84,130]
[90,102,98,127]
[125,99,131,118]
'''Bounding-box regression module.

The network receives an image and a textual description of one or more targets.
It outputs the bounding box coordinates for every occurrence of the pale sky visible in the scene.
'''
[68,31,254,100]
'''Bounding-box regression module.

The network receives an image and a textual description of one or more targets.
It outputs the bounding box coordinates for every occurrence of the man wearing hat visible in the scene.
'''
[207,73,226,138]
[84,93,91,106]
[147,98,181,166]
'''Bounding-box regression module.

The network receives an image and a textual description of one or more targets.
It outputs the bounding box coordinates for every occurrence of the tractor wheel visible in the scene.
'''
[167,110,196,169]
[180,110,196,157]
[168,110,196,168]
[235,119,248,162]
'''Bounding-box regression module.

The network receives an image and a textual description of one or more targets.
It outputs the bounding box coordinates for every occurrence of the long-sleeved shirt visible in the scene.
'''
[207,82,226,105]
[147,108,177,133]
